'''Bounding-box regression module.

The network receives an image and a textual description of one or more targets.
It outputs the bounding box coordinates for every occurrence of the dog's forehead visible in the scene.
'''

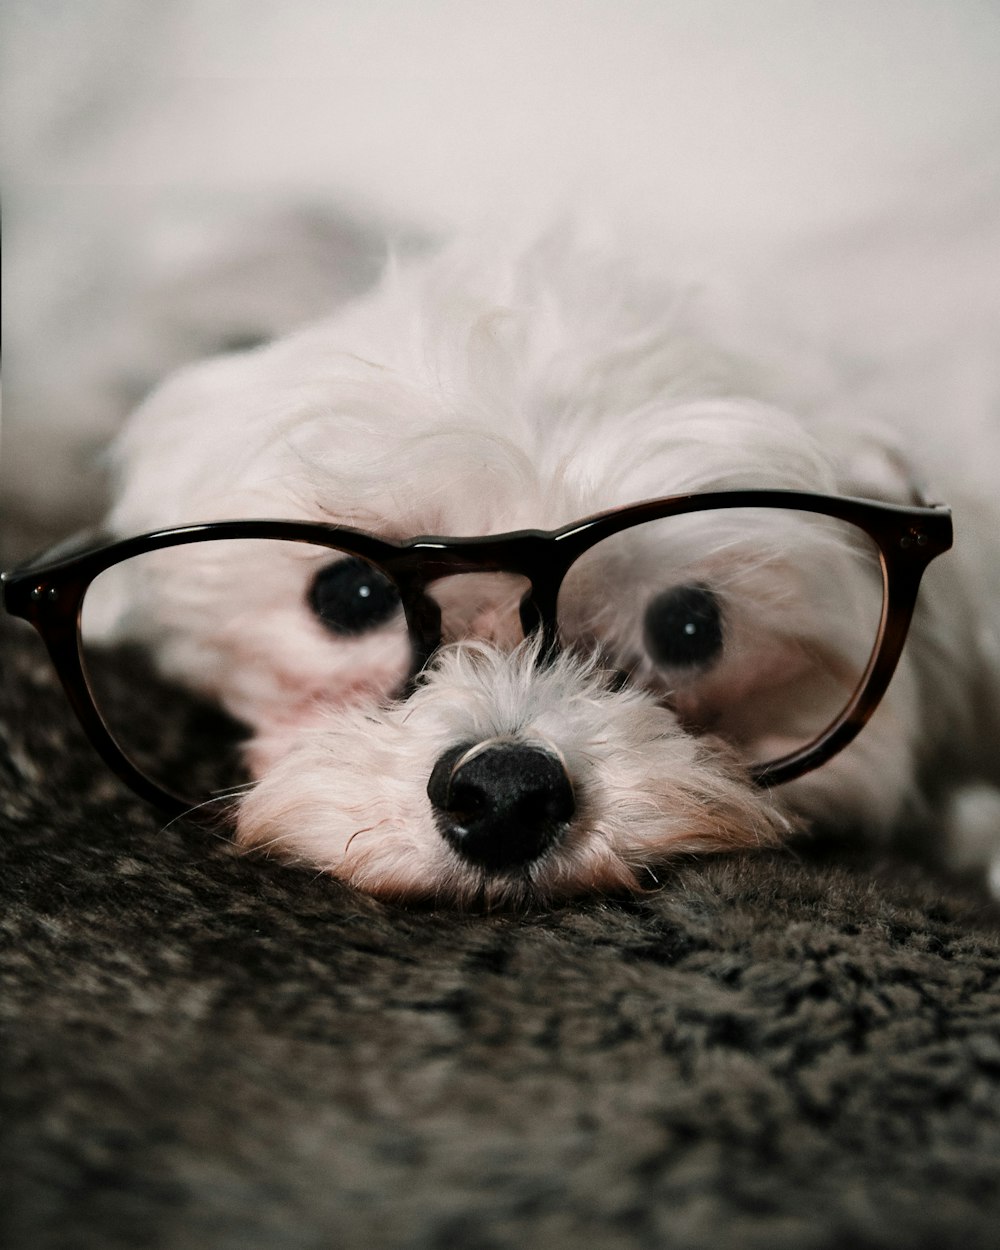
[300,409,834,542]
[254,250,836,533]
[109,234,839,542]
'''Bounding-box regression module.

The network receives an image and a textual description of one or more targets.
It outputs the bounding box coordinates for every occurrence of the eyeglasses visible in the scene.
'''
[2,489,952,821]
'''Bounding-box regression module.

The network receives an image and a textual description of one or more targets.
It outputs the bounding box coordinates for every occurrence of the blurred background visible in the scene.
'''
[2,0,999,548]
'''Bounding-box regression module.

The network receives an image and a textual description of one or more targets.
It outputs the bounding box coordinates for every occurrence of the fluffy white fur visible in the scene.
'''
[100,229,1000,904]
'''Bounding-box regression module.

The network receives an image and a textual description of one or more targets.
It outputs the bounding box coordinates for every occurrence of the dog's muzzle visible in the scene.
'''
[427,738,575,871]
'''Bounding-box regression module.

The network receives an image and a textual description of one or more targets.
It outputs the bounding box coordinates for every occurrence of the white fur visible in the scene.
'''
[101,229,1000,903]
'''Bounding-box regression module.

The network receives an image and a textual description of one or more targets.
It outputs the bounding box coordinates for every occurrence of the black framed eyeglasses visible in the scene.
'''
[2,489,952,822]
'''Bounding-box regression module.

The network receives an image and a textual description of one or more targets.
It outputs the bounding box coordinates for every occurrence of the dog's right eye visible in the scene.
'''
[308,558,401,636]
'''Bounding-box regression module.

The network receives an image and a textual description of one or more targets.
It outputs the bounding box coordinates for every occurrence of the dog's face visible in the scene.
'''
[96,234,921,904]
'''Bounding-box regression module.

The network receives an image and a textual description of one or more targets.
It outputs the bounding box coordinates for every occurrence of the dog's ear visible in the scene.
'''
[820,423,931,505]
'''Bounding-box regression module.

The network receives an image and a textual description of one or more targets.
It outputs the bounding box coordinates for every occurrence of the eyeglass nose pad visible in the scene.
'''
[519,589,560,661]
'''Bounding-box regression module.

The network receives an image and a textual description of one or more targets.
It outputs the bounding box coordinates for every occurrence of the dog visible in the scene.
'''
[90,226,1000,905]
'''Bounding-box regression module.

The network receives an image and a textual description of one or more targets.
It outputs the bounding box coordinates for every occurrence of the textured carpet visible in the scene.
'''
[3,602,1000,1250]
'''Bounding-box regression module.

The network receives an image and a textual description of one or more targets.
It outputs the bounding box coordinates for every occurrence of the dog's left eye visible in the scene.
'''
[643,583,723,669]
[308,558,401,636]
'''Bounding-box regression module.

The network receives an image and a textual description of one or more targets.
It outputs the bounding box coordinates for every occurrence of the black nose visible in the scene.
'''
[427,740,576,871]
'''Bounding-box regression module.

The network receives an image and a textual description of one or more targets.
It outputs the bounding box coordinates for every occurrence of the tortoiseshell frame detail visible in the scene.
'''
[2,490,953,821]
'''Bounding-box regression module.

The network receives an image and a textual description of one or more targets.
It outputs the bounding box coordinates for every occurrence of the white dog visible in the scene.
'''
[89,228,1000,905]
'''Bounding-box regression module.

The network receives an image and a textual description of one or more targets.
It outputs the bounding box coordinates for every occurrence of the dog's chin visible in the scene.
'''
[230,644,791,907]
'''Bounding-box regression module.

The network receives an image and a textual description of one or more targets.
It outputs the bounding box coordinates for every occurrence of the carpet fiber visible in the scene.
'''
[3,605,1000,1250]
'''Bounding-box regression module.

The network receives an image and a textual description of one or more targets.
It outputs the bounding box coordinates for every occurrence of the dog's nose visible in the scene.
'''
[427,740,575,870]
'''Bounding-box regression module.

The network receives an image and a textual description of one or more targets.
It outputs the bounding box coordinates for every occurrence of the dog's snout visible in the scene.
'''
[427,740,575,871]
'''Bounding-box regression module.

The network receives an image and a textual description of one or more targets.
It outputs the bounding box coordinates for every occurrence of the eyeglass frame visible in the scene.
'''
[2,488,953,820]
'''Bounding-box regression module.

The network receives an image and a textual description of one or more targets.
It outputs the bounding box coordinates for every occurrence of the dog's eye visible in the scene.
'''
[643,584,723,669]
[308,558,401,636]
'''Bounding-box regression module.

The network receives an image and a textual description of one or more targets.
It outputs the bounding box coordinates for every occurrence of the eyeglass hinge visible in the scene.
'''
[899,528,929,550]
[29,583,60,603]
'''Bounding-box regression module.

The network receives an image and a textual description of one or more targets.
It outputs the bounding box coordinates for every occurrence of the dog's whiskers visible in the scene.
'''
[160,784,253,837]
[343,823,382,856]
[241,828,308,854]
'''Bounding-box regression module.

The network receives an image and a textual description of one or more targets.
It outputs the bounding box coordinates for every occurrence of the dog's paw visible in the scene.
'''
[943,783,1000,900]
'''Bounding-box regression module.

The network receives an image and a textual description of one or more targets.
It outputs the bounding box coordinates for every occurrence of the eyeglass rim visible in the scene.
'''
[2,488,953,820]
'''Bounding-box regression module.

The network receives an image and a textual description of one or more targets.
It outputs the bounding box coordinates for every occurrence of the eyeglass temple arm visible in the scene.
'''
[4,528,111,575]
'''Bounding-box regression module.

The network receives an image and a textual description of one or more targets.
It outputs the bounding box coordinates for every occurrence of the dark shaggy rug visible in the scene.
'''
[3,571,1000,1250]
